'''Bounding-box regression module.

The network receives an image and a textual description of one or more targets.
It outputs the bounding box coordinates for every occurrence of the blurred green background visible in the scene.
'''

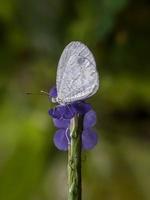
[0,0,150,199]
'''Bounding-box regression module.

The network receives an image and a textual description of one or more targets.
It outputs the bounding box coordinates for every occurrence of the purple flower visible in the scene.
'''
[48,101,92,120]
[49,86,57,97]
[83,110,96,128]
[72,101,92,114]
[52,110,98,151]
[82,128,98,150]
[53,129,70,151]
[82,110,98,150]
[53,118,70,128]
[49,104,76,119]
[49,86,98,151]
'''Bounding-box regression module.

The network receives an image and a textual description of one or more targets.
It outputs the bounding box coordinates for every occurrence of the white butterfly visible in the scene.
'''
[54,41,99,105]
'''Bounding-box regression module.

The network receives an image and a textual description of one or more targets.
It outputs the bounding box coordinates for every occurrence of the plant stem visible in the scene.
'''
[68,115,83,200]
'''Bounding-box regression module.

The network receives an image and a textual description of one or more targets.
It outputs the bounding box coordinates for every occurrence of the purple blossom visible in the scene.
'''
[53,129,70,151]
[49,104,76,119]
[49,86,57,97]
[49,101,92,120]
[72,101,92,114]
[49,86,98,151]
[53,118,70,128]
[83,110,96,128]
[82,128,98,150]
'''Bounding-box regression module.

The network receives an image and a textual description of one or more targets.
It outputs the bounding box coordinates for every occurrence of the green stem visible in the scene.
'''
[68,115,83,200]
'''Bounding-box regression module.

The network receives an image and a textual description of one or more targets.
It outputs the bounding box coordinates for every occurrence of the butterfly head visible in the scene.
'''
[55,97,66,105]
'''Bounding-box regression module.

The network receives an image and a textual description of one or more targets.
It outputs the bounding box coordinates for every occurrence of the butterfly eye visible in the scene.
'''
[77,57,85,64]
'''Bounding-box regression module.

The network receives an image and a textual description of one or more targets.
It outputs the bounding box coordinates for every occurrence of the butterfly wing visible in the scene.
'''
[56,41,99,104]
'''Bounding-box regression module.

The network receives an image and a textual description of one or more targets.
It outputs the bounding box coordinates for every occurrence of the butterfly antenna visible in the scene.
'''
[25,92,43,95]
[25,92,34,95]
[25,90,49,96]
[40,90,49,96]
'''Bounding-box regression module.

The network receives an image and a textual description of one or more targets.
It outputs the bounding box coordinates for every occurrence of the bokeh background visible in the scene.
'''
[0,0,150,199]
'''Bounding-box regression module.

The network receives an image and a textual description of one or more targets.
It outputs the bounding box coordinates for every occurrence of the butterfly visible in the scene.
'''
[52,41,99,105]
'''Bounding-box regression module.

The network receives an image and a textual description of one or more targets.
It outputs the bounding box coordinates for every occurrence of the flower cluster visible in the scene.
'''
[48,86,98,151]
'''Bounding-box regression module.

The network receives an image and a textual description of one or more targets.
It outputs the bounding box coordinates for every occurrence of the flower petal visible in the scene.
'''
[82,128,98,150]
[63,104,76,119]
[53,118,70,128]
[72,101,92,114]
[49,86,57,97]
[49,105,74,119]
[48,107,61,119]
[48,106,62,119]
[53,129,70,151]
[84,110,97,129]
